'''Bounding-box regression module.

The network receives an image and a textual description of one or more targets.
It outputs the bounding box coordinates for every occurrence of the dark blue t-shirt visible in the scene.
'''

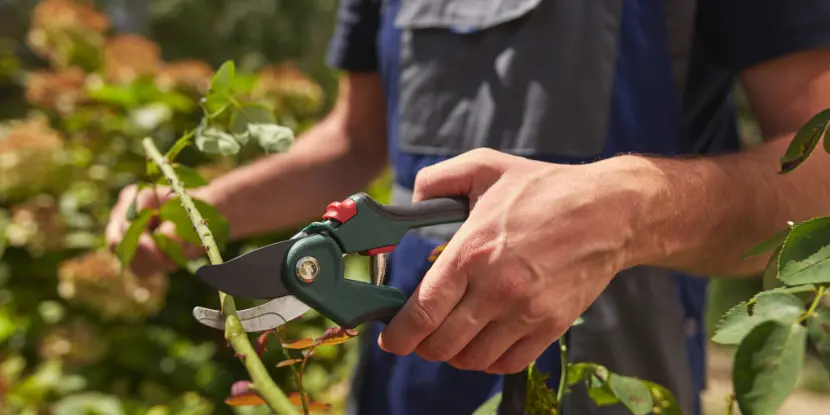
[326,1,830,414]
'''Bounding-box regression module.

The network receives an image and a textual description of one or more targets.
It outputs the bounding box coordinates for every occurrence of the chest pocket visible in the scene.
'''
[393,0,624,158]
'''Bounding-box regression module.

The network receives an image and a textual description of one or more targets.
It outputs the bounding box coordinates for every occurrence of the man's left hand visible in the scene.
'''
[378,148,660,374]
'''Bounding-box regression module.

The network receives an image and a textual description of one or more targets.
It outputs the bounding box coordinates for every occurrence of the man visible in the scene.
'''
[107,0,830,414]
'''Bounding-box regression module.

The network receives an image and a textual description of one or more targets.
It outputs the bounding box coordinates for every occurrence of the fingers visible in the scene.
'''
[377,224,477,355]
[414,291,492,363]
[448,319,526,372]
[485,330,556,374]
[412,148,508,204]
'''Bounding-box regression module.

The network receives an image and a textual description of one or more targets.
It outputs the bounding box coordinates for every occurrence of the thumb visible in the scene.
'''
[412,149,507,204]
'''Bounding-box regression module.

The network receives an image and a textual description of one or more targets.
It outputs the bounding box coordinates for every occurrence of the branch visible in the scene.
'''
[142,137,299,415]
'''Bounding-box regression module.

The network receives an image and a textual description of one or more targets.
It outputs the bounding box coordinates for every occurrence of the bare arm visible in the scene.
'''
[204,72,388,240]
[616,47,830,277]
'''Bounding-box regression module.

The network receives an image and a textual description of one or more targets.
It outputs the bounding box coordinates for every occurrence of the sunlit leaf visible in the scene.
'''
[152,232,188,268]
[641,380,682,415]
[712,292,804,345]
[733,321,807,415]
[572,316,584,326]
[225,380,265,406]
[287,393,332,412]
[778,216,830,285]
[742,228,790,259]
[155,164,208,188]
[472,392,502,415]
[116,209,154,266]
[807,308,830,373]
[316,327,359,346]
[779,109,830,173]
[282,338,315,349]
[247,123,294,154]
[230,103,276,145]
[276,358,303,368]
[195,127,241,156]
[125,184,144,221]
[211,61,235,95]
[608,375,652,415]
[586,374,619,407]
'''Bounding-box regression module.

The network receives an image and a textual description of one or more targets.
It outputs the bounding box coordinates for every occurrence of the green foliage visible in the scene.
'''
[733,321,807,415]
[0,0,345,413]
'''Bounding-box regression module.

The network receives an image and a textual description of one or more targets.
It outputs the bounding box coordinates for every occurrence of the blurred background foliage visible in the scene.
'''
[0,0,392,413]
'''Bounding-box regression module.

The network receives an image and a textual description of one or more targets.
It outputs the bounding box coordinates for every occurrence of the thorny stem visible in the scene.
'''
[798,286,827,324]
[142,137,298,415]
[277,330,311,415]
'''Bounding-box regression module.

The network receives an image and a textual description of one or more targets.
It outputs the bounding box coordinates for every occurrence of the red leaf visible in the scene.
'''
[287,392,333,412]
[225,381,265,406]
[316,327,359,346]
[282,338,315,349]
[276,358,303,368]
[256,331,271,357]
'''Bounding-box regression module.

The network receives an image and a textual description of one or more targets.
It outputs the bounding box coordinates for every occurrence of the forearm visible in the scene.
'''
[611,134,830,277]
[201,118,387,240]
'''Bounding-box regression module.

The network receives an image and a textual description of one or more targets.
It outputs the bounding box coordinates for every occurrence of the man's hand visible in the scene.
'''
[105,185,206,277]
[377,148,660,374]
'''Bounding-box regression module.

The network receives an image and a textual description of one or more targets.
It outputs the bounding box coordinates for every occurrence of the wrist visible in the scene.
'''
[590,154,672,270]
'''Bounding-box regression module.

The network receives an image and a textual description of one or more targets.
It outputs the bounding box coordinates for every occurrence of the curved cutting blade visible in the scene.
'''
[193,296,310,332]
[195,238,300,299]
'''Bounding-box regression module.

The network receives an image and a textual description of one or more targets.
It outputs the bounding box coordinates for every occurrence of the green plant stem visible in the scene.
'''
[556,341,568,409]
[725,393,735,415]
[142,137,298,415]
[277,331,310,415]
[798,286,827,323]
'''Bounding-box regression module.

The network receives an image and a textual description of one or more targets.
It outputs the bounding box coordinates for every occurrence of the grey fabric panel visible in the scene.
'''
[563,267,695,415]
[664,0,699,103]
[393,185,695,415]
[394,0,623,158]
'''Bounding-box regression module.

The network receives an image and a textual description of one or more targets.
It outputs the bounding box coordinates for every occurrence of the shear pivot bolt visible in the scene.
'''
[295,256,320,283]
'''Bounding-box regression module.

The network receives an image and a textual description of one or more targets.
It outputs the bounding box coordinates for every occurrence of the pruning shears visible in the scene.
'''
[191,192,468,331]
[192,192,528,415]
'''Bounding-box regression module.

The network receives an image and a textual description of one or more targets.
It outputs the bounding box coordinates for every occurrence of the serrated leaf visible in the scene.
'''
[778,217,830,285]
[155,164,208,188]
[158,198,230,251]
[276,358,303,368]
[780,108,830,173]
[733,321,807,415]
[807,308,830,373]
[764,284,817,296]
[472,392,502,415]
[116,209,154,267]
[712,292,804,345]
[282,338,315,349]
[743,228,789,258]
[151,232,188,268]
[566,362,597,386]
[641,380,682,415]
[608,375,653,415]
[195,128,241,155]
[247,123,294,154]
[705,277,764,338]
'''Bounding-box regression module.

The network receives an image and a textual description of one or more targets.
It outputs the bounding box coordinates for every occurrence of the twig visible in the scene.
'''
[142,137,298,415]
[277,330,311,415]
[556,341,568,410]
[798,286,827,324]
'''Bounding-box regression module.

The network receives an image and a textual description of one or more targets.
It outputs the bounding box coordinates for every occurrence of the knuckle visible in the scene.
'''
[451,354,484,371]
[418,339,455,362]
[517,298,551,327]
[408,298,441,333]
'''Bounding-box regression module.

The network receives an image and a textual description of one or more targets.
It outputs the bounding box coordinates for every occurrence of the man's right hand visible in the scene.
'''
[105,184,208,277]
